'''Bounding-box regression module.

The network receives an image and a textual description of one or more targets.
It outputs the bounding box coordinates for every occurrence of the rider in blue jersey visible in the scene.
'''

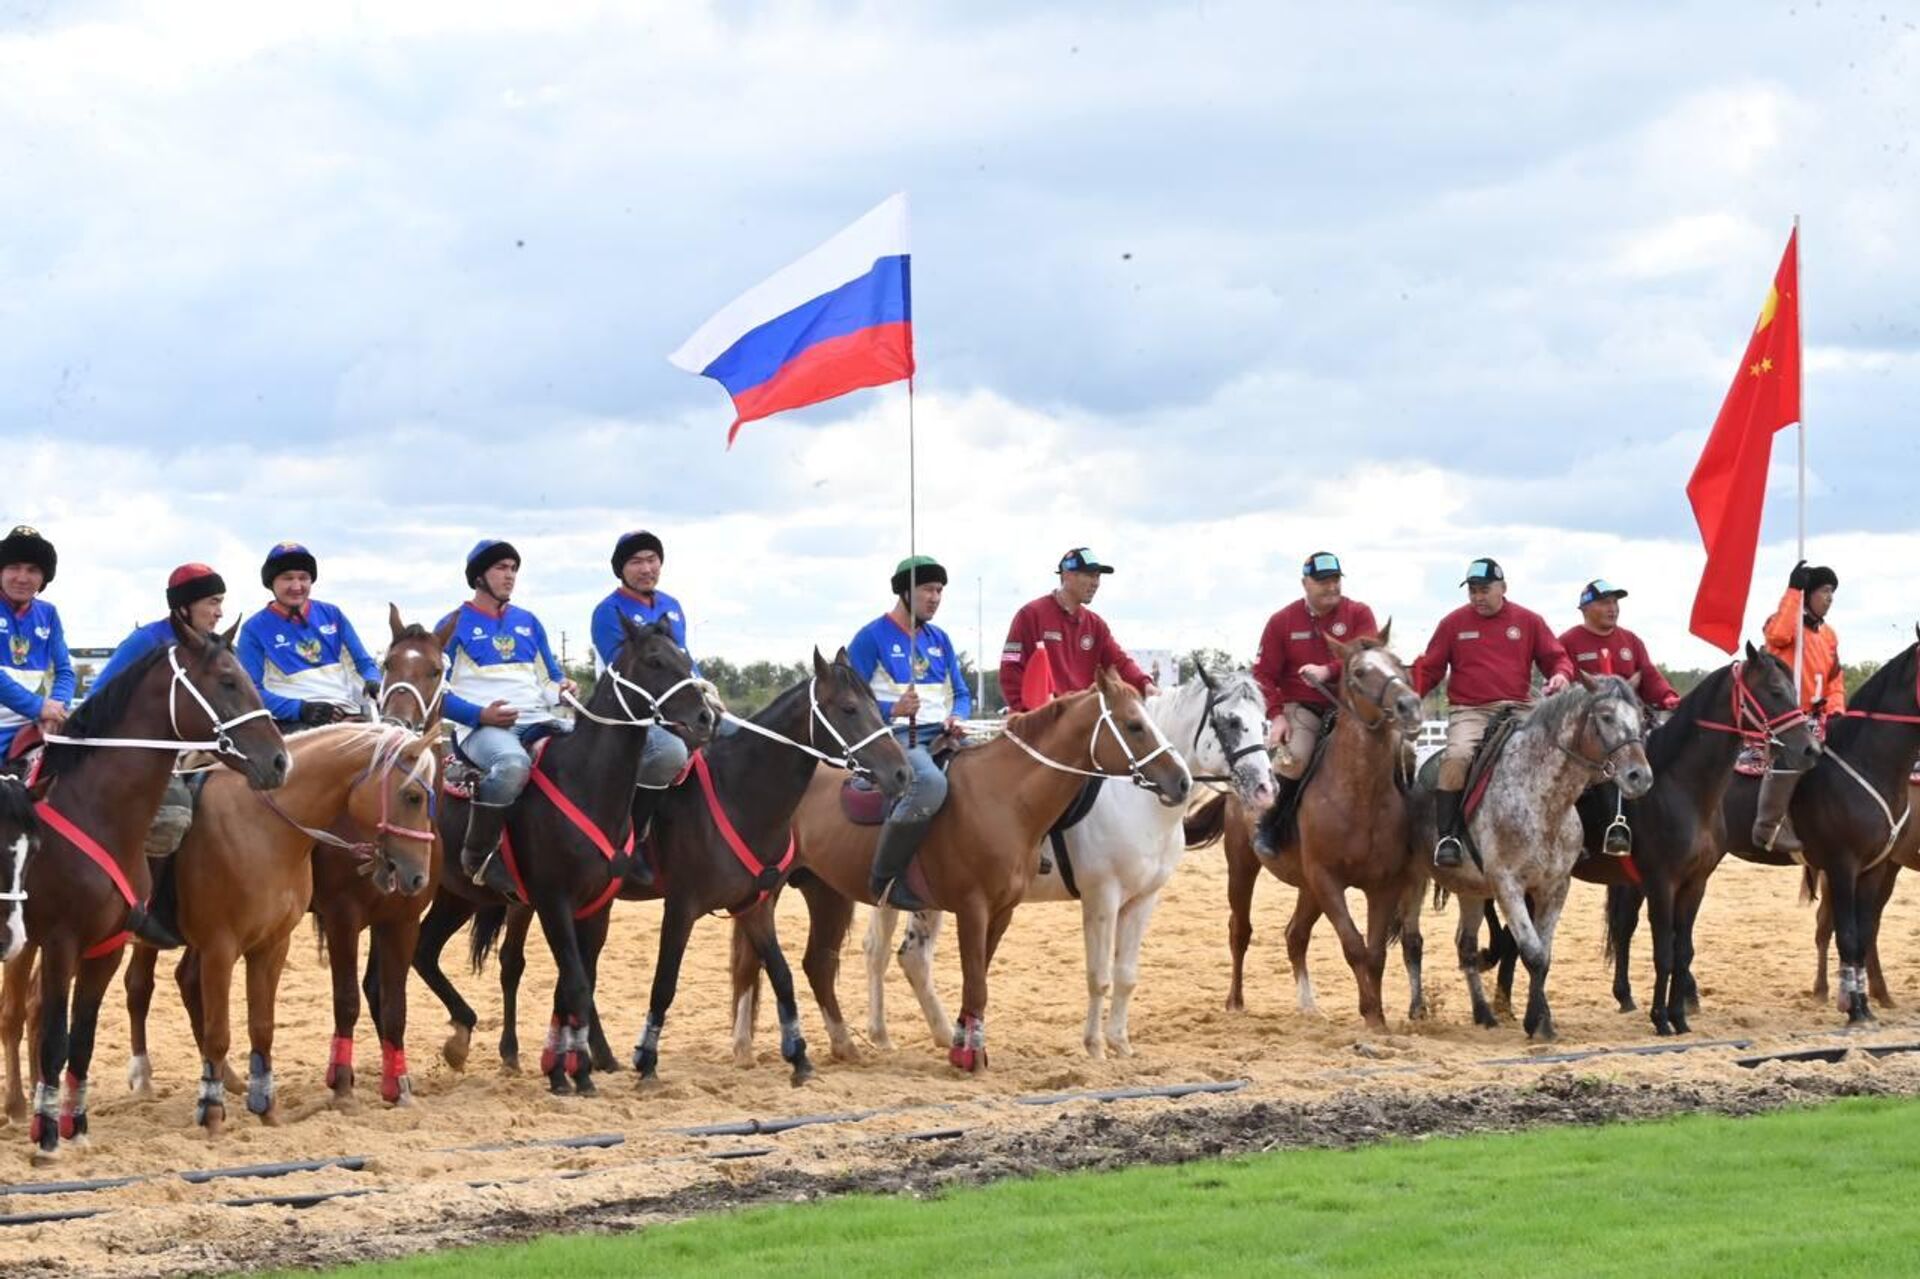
[237,542,381,730]
[0,526,74,761]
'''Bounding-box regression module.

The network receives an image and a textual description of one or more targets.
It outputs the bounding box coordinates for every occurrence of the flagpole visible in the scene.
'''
[907,379,920,750]
[1793,215,1806,698]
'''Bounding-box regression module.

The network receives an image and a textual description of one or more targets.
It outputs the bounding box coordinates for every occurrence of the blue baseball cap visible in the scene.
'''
[1301,551,1343,580]
[1579,579,1628,608]
[1460,557,1505,586]
[1058,548,1114,575]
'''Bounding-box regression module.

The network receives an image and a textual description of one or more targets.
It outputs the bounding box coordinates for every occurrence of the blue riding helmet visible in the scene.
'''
[466,539,521,588]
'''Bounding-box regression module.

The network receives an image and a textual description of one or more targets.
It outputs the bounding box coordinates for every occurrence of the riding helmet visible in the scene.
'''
[465,538,521,588]
[260,541,318,589]
[610,529,664,577]
[166,563,227,611]
[891,555,947,597]
[0,526,56,586]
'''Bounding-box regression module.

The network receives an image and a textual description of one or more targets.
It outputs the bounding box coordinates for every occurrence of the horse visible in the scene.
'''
[863,665,1274,1059]
[116,720,441,1133]
[1184,631,1426,1030]
[1569,648,1819,1035]
[0,779,34,964]
[8,622,288,1162]
[1810,775,1920,1010]
[731,669,1192,1072]
[1719,632,1920,1025]
[412,615,715,1096]
[1406,673,1652,1039]
[471,649,909,1086]
[306,607,452,1108]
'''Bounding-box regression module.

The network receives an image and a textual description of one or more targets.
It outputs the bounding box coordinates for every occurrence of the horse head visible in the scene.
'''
[1182,662,1275,810]
[171,617,289,790]
[348,722,443,897]
[1741,641,1821,771]
[1570,671,1653,798]
[1328,622,1421,737]
[1091,667,1192,807]
[811,647,911,797]
[611,614,717,746]
[376,604,451,730]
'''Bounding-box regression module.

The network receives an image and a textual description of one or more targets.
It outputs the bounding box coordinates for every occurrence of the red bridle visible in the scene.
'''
[1695,661,1811,746]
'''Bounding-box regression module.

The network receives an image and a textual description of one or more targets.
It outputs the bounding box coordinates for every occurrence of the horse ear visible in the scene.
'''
[219,619,241,647]
[1744,640,1759,662]
[1192,653,1218,692]
[618,610,645,646]
[812,647,832,681]
[432,612,458,653]
[1576,668,1600,693]
[389,603,406,642]
[1325,634,1352,662]
[1377,618,1392,647]
[170,613,201,650]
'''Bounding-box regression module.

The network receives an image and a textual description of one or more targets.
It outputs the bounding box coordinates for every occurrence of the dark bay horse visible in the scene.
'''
[308,608,452,1108]
[116,721,440,1134]
[0,780,33,965]
[733,670,1191,1072]
[1184,631,1425,1029]
[14,624,287,1162]
[478,649,909,1086]
[413,616,714,1096]
[1577,647,1817,1035]
[1719,633,1920,1025]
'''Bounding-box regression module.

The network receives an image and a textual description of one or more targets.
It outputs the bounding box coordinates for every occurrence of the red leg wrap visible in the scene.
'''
[326,1034,355,1090]
[380,1041,409,1104]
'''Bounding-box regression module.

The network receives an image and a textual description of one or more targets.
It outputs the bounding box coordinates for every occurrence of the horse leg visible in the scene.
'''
[1859,862,1899,1011]
[1812,889,1835,1004]
[1106,889,1162,1058]
[948,902,992,1073]
[1223,827,1259,1012]
[1283,890,1323,1014]
[1827,865,1872,1026]
[528,897,594,1096]
[1643,874,1680,1036]
[1453,895,1497,1028]
[1674,872,1711,1015]
[634,898,697,1082]
[1491,902,1519,1019]
[575,907,618,1076]
[728,913,766,1065]
[321,909,362,1102]
[371,918,419,1105]
[123,945,159,1100]
[798,891,858,1063]
[411,890,479,1071]
[863,903,899,1051]
[56,952,119,1154]
[1515,878,1568,1042]
[1397,876,1427,1020]
[242,936,291,1125]
[1078,884,1122,1059]
[1,945,37,1122]
[1605,883,1643,1012]
[193,943,241,1135]
[29,943,75,1162]
[1308,867,1385,1031]
[738,907,813,1085]
[496,906,533,1074]
[897,910,953,1050]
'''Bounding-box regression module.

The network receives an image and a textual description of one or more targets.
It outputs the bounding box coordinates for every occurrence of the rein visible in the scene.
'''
[562,670,713,731]
[44,645,273,763]
[256,727,438,862]
[716,678,893,777]
[1696,661,1811,747]
[1000,688,1185,792]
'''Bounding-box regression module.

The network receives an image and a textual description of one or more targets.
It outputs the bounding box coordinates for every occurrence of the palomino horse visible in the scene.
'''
[1184,632,1425,1030]
[1407,674,1652,1039]
[476,649,909,1086]
[115,722,441,1133]
[1572,648,1819,1035]
[11,624,287,1162]
[862,666,1273,1059]
[413,616,714,1096]
[732,669,1191,1072]
[1720,633,1920,1025]
[307,608,452,1107]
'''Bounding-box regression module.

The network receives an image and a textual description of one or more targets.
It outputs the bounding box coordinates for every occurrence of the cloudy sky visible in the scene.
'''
[5,1,1918,680]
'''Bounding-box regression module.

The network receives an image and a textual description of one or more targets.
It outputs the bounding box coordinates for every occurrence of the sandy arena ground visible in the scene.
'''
[6,836,1920,1276]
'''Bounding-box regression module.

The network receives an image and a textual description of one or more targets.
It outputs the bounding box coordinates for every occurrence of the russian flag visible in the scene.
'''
[670,193,914,447]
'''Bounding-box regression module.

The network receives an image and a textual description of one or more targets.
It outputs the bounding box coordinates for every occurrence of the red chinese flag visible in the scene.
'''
[1686,230,1801,653]
[1020,640,1058,709]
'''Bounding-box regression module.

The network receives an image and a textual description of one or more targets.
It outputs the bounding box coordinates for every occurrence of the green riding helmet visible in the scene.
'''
[890,555,948,597]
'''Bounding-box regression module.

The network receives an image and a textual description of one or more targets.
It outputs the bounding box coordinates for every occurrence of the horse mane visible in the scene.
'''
[1646,662,1728,773]
[1826,641,1919,752]
[39,641,182,780]
[1522,674,1634,744]
[390,622,434,644]
[1004,688,1092,737]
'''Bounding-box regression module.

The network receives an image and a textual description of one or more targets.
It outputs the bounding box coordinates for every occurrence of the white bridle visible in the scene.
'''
[44,645,275,763]
[1000,687,1188,794]
[719,678,895,775]
[563,670,715,730]
[377,675,445,726]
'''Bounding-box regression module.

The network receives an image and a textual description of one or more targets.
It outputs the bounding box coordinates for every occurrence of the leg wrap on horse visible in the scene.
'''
[58,1071,87,1141]
[380,1040,412,1105]
[246,1050,274,1116]
[948,1011,987,1072]
[30,1080,57,1148]
[327,1034,354,1091]
[634,1014,663,1076]
[194,1060,223,1125]
[1754,769,1805,855]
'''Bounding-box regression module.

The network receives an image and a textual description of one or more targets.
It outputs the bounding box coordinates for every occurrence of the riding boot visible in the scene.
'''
[460,801,519,898]
[870,814,935,911]
[127,852,183,949]
[1433,788,1466,869]
[1753,769,1805,856]
[1251,775,1299,860]
[621,789,663,891]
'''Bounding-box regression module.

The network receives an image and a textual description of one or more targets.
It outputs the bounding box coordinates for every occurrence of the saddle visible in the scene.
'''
[1265,708,1336,853]
[837,732,980,825]
[2,723,44,792]
[1038,777,1105,899]
[1460,707,1524,825]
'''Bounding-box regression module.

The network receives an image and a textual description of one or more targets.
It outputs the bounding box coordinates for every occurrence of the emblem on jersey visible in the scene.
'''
[513,625,532,638]
[1079,634,1094,651]
[318,623,337,636]
[295,637,323,664]
[8,635,26,666]
[1619,647,1632,664]
[1330,622,1348,637]
[912,653,930,679]
[491,634,518,659]
[31,626,44,641]
[1505,626,1521,641]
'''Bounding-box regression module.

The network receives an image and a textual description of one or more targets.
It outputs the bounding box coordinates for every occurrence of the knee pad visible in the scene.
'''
[478,759,531,806]
[638,732,689,785]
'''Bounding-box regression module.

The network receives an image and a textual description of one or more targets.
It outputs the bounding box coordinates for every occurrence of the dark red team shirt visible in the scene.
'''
[1557,623,1680,709]
[1253,597,1380,710]
[1412,600,1573,705]
[999,594,1150,712]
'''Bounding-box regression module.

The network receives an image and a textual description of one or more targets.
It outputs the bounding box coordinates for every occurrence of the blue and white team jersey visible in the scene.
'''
[590,586,698,676]
[439,602,565,737]
[0,599,75,750]
[847,615,972,726]
[89,619,179,699]
[237,600,380,723]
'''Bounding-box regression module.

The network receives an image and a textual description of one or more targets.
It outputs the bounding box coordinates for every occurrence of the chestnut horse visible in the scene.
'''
[1184,631,1425,1030]
[114,721,440,1132]
[306,608,452,1107]
[9,624,287,1162]
[732,669,1191,1072]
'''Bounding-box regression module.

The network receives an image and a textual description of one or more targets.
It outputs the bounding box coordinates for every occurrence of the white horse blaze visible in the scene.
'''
[0,834,26,963]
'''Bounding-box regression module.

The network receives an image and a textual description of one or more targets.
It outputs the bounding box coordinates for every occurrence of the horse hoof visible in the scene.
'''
[500,1052,521,1076]
[1106,1038,1135,1059]
[829,1037,860,1064]
[1407,1001,1429,1022]
[570,1076,597,1098]
[328,1092,363,1114]
[127,1055,154,1098]
[29,1144,61,1168]
[591,1052,619,1074]
[1224,996,1244,1013]
[442,1027,471,1072]
[202,1108,226,1138]
[947,1044,987,1073]
[4,1097,24,1125]
[258,1105,282,1128]
[1082,1039,1105,1062]
[547,1075,573,1096]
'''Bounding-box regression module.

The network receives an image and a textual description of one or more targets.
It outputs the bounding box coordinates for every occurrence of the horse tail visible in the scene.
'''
[1431,882,1451,910]
[468,903,509,974]
[1183,793,1229,848]
[311,913,328,964]
[1800,867,1822,907]
[1477,901,1517,971]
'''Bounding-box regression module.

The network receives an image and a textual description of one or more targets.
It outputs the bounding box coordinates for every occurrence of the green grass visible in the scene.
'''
[305,1096,1920,1277]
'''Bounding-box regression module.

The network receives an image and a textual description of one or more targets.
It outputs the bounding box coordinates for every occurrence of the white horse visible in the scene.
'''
[865,668,1275,1059]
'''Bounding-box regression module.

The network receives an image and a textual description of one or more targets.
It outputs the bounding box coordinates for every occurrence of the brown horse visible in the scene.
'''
[115,721,440,1133]
[306,608,451,1107]
[1184,631,1426,1029]
[1811,780,1920,1009]
[732,669,1191,1071]
[10,623,287,1162]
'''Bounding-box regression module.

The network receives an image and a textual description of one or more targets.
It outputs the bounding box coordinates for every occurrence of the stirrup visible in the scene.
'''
[1601,814,1633,858]
[126,906,183,951]
[878,875,927,912]
[472,851,523,902]
[1433,835,1464,869]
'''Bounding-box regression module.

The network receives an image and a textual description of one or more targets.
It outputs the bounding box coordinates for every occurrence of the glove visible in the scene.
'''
[299,701,335,727]
[363,679,382,701]
[1788,560,1809,591]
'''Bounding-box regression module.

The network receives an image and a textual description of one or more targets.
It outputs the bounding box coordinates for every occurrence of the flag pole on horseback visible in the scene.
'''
[1684,224,1802,655]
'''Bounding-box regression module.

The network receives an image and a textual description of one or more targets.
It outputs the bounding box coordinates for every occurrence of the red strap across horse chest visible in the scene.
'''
[497,738,634,920]
[690,749,794,916]
[34,801,141,959]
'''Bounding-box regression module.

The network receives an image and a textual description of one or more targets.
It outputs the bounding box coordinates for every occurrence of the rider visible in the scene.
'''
[0,526,74,761]
[1557,580,1680,711]
[1412,557,1573,868]
[441,539,577,896]
[237,542,381,731]
[91,562,230,949]
[1753,560,1844,855]
[1250,551,1378,857]
[999,548,1158,712]
[849,555,972,908]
